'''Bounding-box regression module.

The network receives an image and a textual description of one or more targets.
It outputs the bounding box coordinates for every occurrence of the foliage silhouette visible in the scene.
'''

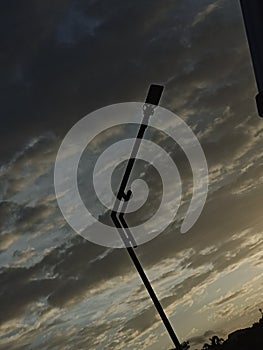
[169,309,263,350]
[199,310,263,350]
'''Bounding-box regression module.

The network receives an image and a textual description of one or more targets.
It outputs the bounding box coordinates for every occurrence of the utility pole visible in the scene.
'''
[240,0,263,117]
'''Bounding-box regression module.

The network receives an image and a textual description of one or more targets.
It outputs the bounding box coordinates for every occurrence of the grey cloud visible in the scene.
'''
[162,270,212,309]
[213,290,244,307]
[120,307,158,334]
[1,134,58,200]
[192,2,221,27]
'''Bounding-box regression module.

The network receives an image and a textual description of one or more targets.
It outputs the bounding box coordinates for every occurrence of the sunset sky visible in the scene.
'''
[1,0,263,349]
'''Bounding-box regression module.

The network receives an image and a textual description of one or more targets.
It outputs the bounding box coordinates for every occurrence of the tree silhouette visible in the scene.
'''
[181,340,190,349]
[169,340,190,350]
[198,308,263,350]
[209,335,224,346]
[201,335,224,349]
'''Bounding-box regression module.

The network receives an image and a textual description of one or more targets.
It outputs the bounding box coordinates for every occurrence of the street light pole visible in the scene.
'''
[111,84,182,350]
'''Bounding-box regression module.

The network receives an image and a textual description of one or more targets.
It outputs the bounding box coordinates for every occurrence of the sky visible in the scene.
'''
[1,0,263,349]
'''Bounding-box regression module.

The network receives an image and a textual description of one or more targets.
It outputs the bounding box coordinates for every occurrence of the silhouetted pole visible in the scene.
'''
[240,0,263,117]
[111,84,182,350]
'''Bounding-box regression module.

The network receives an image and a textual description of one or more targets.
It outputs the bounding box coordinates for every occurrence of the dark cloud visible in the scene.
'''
[16,205,52,228]
[121,307,158,334]
[1,0,181,161]
[46,240,131,307]
[1,0,244,162]
[0,201,20,232]
[0,265,56,324]
[0,233,132,322]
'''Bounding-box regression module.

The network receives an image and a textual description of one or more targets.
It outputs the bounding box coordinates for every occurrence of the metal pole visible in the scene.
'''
[111,84,182,349]
[240,0,263,117]
[126,246,182,349]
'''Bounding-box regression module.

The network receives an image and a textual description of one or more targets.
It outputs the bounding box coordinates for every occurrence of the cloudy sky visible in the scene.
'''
[1,0,263,349]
